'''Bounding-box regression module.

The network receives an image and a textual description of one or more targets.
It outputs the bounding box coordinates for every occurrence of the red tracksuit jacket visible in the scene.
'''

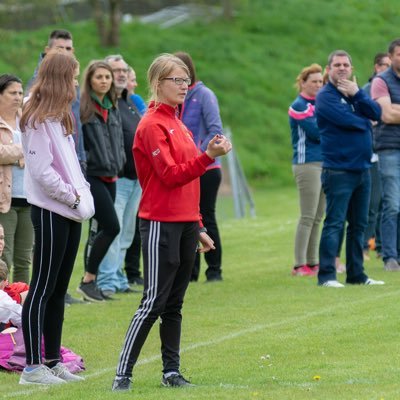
[133,102,214,222]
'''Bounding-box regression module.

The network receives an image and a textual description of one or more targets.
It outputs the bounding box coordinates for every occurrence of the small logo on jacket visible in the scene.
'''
[169,129,175,134]
[28,150,36,155]
[152,148,160,157]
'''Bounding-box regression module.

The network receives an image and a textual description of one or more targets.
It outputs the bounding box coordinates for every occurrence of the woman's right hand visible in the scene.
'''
[205,134,232,159]
[198,231,215,253]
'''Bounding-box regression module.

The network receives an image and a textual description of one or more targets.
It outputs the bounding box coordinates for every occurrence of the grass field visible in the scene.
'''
[1,187,398,399]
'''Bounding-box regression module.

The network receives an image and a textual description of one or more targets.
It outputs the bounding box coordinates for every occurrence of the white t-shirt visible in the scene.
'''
[0,290,22,327]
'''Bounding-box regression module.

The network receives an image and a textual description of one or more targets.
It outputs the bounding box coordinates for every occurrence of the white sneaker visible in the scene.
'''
[19,365,66,385]
[52,362,85,382]
[321,280,345,288]
[365,278,385,285]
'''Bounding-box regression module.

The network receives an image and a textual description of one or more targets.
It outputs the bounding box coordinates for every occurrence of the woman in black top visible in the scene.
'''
[78,60,125,302]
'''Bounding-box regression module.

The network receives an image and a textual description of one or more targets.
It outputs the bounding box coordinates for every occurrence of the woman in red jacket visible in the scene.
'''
[112,54,231,391]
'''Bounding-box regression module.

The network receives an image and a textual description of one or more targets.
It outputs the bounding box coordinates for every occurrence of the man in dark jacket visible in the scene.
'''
[371,38,400,272]
[96,54,142,295]
[316,49,384,287]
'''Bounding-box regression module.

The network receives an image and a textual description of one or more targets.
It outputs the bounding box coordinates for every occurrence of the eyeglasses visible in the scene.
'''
[113,68,129,74]
[162,77,191,86]
[378,62,390,67]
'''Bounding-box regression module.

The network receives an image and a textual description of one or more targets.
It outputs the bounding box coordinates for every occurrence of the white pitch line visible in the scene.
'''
[4,287,397,398]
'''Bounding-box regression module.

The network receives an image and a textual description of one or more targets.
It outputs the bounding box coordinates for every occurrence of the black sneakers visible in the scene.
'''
[161,373,194,387]
[111,376,132,391]
[121,287,143,294]
[111,373,193,392]
[77,280,104,302]
[132,277,144,285]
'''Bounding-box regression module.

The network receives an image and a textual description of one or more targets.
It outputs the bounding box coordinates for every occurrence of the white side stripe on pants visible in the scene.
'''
[26,209,54,364]
[117,220,160,375]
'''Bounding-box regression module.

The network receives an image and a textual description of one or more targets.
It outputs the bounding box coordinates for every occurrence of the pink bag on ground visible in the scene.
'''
[0,328,84,374]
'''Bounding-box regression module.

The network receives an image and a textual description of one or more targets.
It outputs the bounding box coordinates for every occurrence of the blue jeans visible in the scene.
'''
[378,150,400,261]
[97,178,142,292]
[318,169,370,284]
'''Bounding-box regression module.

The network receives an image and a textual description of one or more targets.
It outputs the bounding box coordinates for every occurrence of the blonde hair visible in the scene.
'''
[294,63,323,92]
[0,259,8,281]
[20,49,78,135]
[147,53,190,104]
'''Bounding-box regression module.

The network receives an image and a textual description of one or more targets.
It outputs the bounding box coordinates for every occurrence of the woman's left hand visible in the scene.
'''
[205,134,232,159]
[198,232,215,253]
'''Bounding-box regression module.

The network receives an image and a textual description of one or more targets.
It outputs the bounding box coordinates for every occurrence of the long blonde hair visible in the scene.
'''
[20,49,78,135]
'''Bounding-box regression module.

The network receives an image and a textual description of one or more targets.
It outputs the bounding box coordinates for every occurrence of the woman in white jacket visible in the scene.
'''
[18,49,94,386]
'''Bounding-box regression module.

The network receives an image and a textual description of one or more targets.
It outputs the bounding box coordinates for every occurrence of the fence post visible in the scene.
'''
[224,127,256,218]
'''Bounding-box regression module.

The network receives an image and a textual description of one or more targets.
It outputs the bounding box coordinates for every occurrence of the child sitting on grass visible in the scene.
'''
[0,260,22,331]
[0,260,85,374]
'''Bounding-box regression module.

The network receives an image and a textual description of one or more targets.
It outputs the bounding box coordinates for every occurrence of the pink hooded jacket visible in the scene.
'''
[22,119,94,222]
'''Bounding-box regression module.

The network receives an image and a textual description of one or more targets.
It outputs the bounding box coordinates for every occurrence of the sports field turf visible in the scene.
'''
[1,187,397,399]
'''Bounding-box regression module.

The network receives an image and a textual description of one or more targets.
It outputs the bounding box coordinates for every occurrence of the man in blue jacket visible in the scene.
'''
[316,50,384,287]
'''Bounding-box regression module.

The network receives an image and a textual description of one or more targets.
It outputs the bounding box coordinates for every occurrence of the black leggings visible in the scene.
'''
[84,177,120,275]
[22,206,81,365]
[192,168,222,280]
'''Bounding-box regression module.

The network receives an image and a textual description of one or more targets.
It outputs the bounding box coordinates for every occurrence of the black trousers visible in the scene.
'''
[192,168,222,280]
[116,219,198,377]
[124,213,142,281]
[84,177,119,275]
[22,206,81,364]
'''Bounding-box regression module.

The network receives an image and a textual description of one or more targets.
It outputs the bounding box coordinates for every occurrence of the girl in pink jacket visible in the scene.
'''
[18,49,94,386]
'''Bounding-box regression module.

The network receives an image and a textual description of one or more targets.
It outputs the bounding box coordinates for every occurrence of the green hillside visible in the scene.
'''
[1,0,400,187]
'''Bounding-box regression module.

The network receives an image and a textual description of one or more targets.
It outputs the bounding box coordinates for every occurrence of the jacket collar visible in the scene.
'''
[0,115,19,132]
[148,101,178,117]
